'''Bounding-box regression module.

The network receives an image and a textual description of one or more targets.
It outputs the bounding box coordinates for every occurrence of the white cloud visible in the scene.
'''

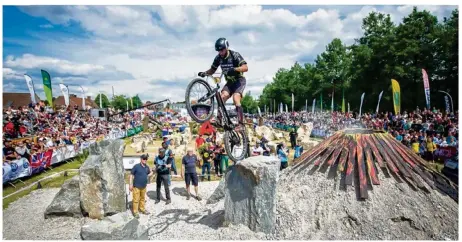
[4,54,105,75]
[3,68,24,80]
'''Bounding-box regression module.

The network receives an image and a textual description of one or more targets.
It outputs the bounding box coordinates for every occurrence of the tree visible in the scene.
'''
[130,95,143,108]
[95,93,110,108]
[241,91,259,114]
[261,6,458,113]
[112,95,130,111]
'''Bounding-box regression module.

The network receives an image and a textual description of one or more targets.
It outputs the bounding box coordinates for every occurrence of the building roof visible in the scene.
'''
[3,93,41,109]
[54,94,98,109]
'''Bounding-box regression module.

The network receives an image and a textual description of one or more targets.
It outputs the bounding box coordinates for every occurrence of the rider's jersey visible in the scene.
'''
[211,49,247,83]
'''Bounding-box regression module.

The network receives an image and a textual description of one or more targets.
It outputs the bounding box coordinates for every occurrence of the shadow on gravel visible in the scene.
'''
[149,208,225,234]
[147,191,167,201]
[172,187,188,197]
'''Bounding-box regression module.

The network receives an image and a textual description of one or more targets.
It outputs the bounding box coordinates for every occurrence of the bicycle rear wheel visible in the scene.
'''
[185,78,215,123]
[224,128,249,163]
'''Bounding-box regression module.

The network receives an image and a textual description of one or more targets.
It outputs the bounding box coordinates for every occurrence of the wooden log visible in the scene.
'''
[327,138,346,166]
[337,147,349,173]
[370,134,400,178]
[364,139,380,185]
[364,135,385,168]
[345,135,357,186]
[356,135,368,199]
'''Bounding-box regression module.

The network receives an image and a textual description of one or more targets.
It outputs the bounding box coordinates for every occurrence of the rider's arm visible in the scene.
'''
[233,51,248,73]
[205,55,220,75]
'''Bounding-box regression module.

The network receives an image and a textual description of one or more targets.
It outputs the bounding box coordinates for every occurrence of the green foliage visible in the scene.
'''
[94,93,111,108]
[241,91,259,114]
[261,7,459,113]
[110,94,143,111]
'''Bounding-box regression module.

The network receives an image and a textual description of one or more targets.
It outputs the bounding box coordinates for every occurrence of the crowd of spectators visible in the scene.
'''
[262,107,458,162]
[3,102,142,163]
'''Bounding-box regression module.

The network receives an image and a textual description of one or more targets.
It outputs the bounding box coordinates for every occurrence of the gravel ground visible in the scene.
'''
[2,181,266,240]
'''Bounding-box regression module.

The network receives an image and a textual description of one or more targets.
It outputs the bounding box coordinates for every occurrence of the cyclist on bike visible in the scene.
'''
[198,37,248,131]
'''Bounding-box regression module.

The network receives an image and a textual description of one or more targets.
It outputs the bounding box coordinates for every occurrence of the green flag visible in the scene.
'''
[342,88,345,113]
[41,70,53,107]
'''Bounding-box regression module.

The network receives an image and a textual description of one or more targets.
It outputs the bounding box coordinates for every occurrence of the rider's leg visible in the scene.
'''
[217,90,231,123]
[233,93,244,125]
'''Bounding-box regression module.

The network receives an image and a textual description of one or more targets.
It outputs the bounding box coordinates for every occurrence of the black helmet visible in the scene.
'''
[215,37,229,51]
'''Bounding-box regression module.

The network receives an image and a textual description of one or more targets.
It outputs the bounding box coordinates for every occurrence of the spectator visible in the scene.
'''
[162,142,177,176]
[129,154,152,218]
[425,136,437,163]
[181,147,202,201]
[195,134,205,149]
[199,143,212,182]
[277,143,289,171]
[3,140,18,162]
[14,141,30,160]
[212,141,224,177]
[289,128,297,149]
[154,148,172,204]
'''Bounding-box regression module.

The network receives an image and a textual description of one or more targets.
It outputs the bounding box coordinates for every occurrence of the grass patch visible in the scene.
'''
[3,172,79,210]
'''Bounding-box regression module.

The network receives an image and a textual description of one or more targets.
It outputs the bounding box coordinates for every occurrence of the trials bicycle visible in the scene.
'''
[185,72,249,163]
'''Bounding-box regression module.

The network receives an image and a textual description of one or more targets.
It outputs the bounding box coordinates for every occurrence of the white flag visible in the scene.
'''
[291,93,294,112]
[257,106,262,117]
[80,86,86,110]
[99,92,102,109]
[285,104,288,113]
[126,100,129,110]
[376,90,383,113]
[24,74,36,104]
[348,102,350,113]
[331,91,334,112]
[305,99,308,112]
[359,92,365,117]
[312,99,316,113]
[59,83,70,107]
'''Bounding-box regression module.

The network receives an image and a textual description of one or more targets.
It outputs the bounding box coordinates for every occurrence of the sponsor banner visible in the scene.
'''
[3,158,32,184]
[123,156,141,170]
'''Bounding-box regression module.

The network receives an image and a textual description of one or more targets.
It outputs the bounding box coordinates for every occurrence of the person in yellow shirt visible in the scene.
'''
[425,136,437,162]
[411,138,420,154]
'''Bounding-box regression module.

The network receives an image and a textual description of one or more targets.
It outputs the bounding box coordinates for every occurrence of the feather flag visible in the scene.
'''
[24,74,37,104]
[41,70,53,107]
[359,92,365,117]
[59,84,70,107]
[376,90,384,113]
[422,69,431,109]
[312,99,316,113]
[80,86,86,110]
[391,79,401,115]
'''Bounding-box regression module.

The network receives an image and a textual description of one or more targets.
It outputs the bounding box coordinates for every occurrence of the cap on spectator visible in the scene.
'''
[159,148,165,153]
[140,154,148,160]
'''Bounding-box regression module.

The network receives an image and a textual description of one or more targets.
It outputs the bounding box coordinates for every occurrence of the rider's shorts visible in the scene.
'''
[222,77,246,96]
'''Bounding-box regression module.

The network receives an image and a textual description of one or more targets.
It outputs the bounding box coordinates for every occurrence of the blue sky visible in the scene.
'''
[2,5,457,102]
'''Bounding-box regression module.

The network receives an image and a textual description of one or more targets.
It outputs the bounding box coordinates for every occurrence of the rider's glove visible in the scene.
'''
[226,68,237,76]
[198,72,206,77]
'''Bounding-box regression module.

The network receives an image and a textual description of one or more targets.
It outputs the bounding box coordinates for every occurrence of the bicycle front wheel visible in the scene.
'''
[185,78,215,123]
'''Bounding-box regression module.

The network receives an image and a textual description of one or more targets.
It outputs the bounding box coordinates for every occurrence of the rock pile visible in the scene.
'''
[43,139,147,240]
[45,140,126,219]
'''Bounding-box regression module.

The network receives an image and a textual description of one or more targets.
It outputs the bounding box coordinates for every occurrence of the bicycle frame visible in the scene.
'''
[202,73,235,131]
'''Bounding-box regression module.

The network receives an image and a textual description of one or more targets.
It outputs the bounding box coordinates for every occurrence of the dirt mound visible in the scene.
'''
[270,131,458,240]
